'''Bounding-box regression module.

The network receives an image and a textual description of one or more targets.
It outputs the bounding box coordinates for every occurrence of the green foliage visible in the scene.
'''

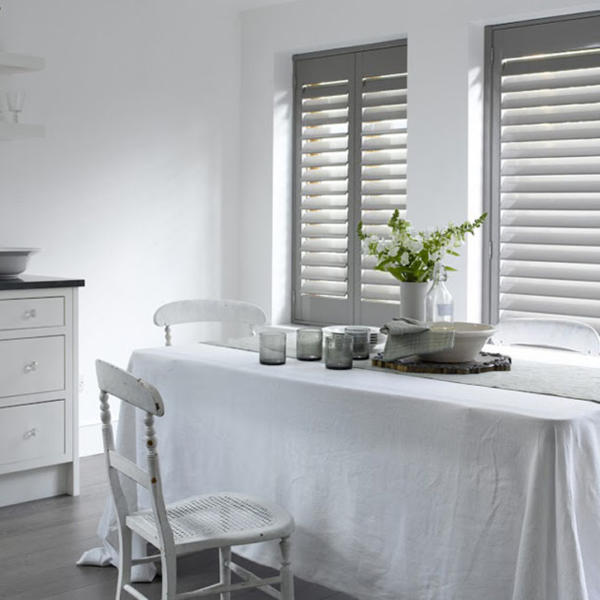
[357,211,487,282]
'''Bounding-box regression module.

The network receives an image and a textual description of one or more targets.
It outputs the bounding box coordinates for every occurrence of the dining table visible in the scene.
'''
[84,336,600,600]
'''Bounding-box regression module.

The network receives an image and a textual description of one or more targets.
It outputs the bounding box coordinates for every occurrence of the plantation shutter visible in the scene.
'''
[293,42,407,325]
[356,46,408,324]
[488,15,600,331]
[293,53,354,325]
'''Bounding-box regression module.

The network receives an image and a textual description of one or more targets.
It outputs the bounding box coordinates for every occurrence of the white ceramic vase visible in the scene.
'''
[399,281,430,321]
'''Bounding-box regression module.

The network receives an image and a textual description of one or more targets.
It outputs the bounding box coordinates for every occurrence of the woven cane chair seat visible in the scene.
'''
[127,492,294,552]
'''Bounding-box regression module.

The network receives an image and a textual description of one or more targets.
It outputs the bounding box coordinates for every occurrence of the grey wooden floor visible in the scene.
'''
[0,455,355,600]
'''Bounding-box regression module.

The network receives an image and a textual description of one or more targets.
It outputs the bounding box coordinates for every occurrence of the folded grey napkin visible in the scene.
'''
[380,318,455,361]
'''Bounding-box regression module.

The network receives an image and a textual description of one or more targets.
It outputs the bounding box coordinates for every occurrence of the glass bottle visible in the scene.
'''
[425,264,454,322]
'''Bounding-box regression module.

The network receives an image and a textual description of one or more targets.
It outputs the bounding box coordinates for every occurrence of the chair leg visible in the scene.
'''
[116,527,132,600]
[279,537,294,600]
[160,550,177,600]
[219,546,232,600]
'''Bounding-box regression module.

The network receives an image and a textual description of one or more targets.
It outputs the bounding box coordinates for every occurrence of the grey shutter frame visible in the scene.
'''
[484,12,600,331]
[293,41,408,326]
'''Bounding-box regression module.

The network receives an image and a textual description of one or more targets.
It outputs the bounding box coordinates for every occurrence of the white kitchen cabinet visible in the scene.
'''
[0,276,84,506]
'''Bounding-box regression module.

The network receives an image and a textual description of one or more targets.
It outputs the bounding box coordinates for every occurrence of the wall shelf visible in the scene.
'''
[0,122,45,140]
[0,53,45,140]
[0,52,44,74]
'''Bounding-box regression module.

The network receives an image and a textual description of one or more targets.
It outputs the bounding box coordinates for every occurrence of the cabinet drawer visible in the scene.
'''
[0,400,65,467]
[0,336,65,398]
[0,296,65,331]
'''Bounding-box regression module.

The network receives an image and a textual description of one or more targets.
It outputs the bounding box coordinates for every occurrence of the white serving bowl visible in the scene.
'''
[420,322,496,363]
[0,247,39,279]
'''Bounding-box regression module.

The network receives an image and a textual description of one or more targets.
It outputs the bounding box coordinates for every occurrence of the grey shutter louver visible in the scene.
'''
[488,14,600,331]
[293,42,407,325]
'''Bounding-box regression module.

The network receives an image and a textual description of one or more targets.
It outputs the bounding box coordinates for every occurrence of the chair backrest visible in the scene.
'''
[491,317,600,355]
[96,360,175,554]
[97,359,164,416]
[153,298,267,346]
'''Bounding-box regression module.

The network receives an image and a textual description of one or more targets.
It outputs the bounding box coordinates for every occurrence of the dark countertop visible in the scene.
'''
[0,275,85,291]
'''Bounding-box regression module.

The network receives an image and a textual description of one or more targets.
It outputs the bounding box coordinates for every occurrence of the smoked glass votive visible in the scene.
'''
[296,327,323,361]
[345,326,370,360]
[325,332,353,370]
[259,330,286,365]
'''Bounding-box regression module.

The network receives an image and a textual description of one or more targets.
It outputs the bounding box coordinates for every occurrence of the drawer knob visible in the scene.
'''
[23,428,38,439]
[23,361,39,373]
[23,309,37,319]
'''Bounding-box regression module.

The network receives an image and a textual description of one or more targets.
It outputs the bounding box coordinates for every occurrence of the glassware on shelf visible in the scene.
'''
[425,263,454,323]
[259,329,287,365]
[325,332,353,370]
[296,327,322,361]
[7,90,26,124]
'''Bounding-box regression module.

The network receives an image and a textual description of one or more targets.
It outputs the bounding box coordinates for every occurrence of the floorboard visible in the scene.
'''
[0,455,357,600]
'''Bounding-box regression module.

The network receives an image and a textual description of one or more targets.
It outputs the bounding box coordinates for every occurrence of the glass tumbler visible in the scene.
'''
[345,326,370,359]
[296,327,322,361]
[259,330,286,365]
[325,332,353,370]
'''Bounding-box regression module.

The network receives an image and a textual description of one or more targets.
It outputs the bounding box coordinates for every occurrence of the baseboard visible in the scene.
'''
[0,464,70,508]
[79,422,117,457]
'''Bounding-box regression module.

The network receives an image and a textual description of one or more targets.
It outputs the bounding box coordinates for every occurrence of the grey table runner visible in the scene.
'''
[208,335,600,404]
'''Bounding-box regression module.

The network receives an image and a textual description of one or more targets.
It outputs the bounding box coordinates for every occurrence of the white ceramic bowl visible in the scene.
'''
[420,322,496,363]
[0,247,39,279]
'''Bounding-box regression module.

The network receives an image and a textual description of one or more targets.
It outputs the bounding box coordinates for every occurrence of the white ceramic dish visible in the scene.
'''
[322,325,386,350]
[0,247,39,279]
[420,322,496,363]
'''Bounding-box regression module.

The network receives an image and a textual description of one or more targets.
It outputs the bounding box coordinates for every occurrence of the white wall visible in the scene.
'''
[239,0,600,324]
[0,0,243,454]
[3,0,600,454]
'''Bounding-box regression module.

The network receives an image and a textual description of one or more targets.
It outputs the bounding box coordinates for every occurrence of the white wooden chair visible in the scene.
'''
[153,299,267,346]
[96,359,295,600]
[491,317,600,355]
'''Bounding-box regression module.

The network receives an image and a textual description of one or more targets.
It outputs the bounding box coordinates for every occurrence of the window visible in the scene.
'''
[485,13,600,331]
[292,41,407,325]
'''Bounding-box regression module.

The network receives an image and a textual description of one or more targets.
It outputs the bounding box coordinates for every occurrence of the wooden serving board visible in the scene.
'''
[372,352,512,374]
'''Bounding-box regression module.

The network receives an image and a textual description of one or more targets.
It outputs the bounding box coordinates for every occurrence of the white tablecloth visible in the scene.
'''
[91,343,600,600]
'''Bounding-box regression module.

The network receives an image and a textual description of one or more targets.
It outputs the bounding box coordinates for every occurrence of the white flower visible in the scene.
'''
[400,252,410,266]
[406,238,423,253]
[377,240,389,254]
